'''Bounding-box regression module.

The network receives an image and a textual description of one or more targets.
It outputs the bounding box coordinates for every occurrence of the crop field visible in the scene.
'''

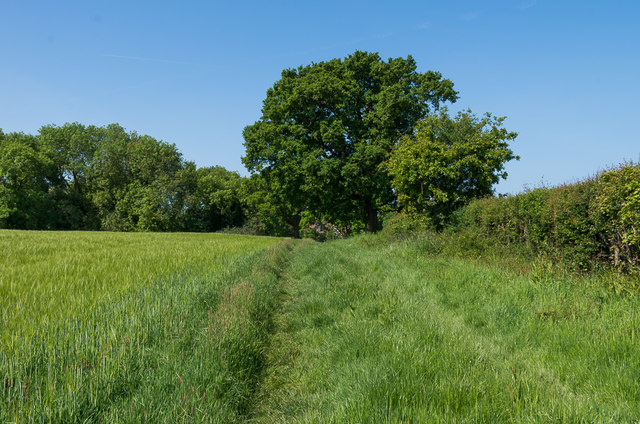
[0,231,284,422]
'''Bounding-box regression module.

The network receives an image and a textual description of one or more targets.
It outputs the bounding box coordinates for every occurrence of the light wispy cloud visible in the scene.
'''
[102,54,222,67]
[374,31,394,39]
[416,22,432,30]
[517,0,537,10]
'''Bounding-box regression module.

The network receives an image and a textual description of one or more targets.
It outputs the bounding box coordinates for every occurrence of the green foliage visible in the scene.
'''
[386,109,518,226]
[455,163,640,275]
[379,212,433,238]
[459,183,602,270]
[0,123,253,233]
[181,166,247,232]
[298,211,324,241]
[243,51,458,233]
[0,131,56,229]
[240,174,298,237]
[595,163,640,273]
[88,126,193,231]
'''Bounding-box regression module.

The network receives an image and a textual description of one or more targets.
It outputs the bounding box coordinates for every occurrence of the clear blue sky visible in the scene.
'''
[1,0,638,194]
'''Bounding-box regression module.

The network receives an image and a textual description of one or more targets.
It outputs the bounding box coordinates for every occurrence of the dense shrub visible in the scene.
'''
[380,212,433,238]
[456,163,640,275]
[595,164,640,273]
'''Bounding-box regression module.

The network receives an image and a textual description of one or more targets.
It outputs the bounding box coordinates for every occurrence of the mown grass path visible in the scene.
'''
[250,236,640,423]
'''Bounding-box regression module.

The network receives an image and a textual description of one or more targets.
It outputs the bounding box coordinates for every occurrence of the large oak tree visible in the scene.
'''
[242,51,458,233]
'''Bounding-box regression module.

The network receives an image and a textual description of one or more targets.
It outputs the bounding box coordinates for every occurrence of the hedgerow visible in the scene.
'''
[456,163,640,275]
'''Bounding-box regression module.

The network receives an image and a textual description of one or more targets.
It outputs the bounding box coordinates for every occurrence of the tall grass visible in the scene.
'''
[0,231,286,423]
[252,234,640,422]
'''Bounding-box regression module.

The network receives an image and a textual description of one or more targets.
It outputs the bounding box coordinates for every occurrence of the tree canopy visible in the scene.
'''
[243,51,458,232]
[0,123,251,232]
[386,109,518,225]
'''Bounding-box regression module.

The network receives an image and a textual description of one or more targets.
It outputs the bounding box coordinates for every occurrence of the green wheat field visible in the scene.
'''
[0,231,283,422]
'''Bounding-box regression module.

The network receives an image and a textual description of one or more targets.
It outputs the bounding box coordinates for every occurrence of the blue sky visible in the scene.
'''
[1,0,638,194]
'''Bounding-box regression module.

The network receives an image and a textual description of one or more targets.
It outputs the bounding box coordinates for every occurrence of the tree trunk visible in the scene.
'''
[286,214,302,238]
[365,198,378,233]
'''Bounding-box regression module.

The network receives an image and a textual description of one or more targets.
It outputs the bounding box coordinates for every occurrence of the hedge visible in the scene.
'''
[458,163,640,275]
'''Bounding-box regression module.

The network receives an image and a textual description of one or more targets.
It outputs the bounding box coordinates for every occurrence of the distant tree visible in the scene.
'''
[188,166,246,232]
[39,123,98,192]
[0,131,54,229]
[86,124,133,229]
[89,126,190,231]
[39,123,102,229]
[243,51,458,233]
[2,122,260,233]
[386,109,518,225]
[240,174,299,237]
[0,134,8,222]
[0,130,11,223]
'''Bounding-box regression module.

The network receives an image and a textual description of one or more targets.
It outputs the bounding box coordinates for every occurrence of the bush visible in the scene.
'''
[594,164,640,273]
[380,212,433,238]
[456,163,640,276]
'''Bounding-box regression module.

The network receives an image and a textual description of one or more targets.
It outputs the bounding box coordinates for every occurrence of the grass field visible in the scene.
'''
[0,231,284,423]
[3,230,640,422]
[252,235,640,422]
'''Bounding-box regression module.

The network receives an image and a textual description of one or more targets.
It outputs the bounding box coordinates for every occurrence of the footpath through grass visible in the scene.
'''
[251,235,640,423]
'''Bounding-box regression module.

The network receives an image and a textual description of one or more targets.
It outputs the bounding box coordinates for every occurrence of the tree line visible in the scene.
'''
[1,51,518,236]
[0,124,247,232]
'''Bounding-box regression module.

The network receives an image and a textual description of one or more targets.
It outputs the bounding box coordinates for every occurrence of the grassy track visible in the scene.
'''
[0,231,285,423]
[251,235,640,423]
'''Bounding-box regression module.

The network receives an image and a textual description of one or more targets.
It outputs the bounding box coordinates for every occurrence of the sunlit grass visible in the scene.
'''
[5,229,639,422]
[0,230,284,423]
[253,235,640,422]
[0,231,276,338]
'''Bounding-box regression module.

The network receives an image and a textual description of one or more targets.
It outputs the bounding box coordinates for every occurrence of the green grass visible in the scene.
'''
[3,229,640,422]
[0,231,279,337]
[251,235,640,423]
[0,230,286,423]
